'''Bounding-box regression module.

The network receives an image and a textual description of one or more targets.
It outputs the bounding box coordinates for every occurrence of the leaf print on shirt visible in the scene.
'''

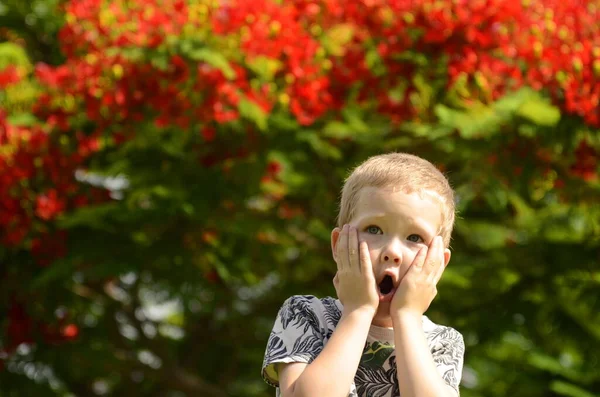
[428,326,465,393]
[321,297,342,327]
[280,295,322,336]
[385,355,400,397]
[264,333,286,364]
[355,365,396,397]
[291,332,323,360]
[355,342,399,397]
[360,341,395,369]
[279,295,314,329]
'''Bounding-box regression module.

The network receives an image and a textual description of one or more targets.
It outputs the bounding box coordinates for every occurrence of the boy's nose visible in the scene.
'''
[382,240,403,265]
[384,255,400,264]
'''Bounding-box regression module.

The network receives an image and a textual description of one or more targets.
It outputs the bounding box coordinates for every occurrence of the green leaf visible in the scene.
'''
[435,104,503,139]
[412,73,434,110]
[187,48,236,79]
[296,130,341,159]
[550,381,596,397]
[58,203,121,231]
[239,98,267,130]
[0,42,31,69]
[323,24,354,56]
[455,221,514,250]
[400,122,454,140]
[30,258,73,289]
[246,56,282,80]
[7,112,37,126]
[365,48,386,76]
[211,255,231,282]
[322,121,352,138]
[517,96,561,126]
[341,108,370,134]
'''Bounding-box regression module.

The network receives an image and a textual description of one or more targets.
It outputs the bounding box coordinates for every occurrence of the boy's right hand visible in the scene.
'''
[333,224,379,316]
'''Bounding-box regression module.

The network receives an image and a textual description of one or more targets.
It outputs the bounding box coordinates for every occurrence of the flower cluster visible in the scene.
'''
[516,0,600,126]
[213,0,332,124]
[0,110,107,256]
[29,0,600,130]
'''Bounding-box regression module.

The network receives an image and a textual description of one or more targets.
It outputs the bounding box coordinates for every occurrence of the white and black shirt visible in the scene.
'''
[262,295,465,397]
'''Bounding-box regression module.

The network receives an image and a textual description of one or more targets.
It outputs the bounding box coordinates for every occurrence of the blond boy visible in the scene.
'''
[262,153,465,397]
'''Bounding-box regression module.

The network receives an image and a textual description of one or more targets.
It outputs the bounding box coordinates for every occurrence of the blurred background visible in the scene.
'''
[0,0,599,396]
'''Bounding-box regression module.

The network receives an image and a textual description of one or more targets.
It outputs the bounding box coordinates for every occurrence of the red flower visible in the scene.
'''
[570,140,598,181]
[170,55,190,83]
[35,189,66,221]
[0,110,15,145]
[0,65,21,88]
[35,63,70,88]
[61,324,79,340]
[202,126,217,142]
[267,160,282,176]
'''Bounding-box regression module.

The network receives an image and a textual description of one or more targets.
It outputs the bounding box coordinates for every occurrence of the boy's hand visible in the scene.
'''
[333,225,379,316]
[390,236,446,319]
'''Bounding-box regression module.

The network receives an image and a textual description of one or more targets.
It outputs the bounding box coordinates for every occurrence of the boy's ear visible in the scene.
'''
[443,248,451,267]
[331,227,341,262]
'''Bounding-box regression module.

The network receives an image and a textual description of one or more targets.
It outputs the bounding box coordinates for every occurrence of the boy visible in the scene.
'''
[262,153,465,397]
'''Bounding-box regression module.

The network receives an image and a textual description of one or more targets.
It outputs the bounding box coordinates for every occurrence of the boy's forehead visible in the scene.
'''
[356,185,443,203]
[354,186,444,224]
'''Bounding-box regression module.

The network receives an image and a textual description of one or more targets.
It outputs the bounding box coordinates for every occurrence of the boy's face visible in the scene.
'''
[331,186,451,327]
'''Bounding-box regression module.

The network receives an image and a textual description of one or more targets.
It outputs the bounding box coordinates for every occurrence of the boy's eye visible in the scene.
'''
[407,234,424,243]
[366,226,383,235]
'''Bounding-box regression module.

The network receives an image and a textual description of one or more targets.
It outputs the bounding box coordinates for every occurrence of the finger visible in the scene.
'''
[423,236,442,276]
[433,257,446,285]
[433,241,447,284]
[337,224,349,270]
[349,226,360,272]
[358,240,371,278]
[410,246,428,273]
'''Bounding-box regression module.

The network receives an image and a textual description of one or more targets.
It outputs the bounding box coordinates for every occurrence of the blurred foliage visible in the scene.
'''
[0,1,599,397]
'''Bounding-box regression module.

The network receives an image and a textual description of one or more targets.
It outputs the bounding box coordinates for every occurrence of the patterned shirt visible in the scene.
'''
[262,295,465,397]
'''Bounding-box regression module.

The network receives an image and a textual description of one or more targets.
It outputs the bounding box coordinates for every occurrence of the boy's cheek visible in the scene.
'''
[366,249,379,267]
[359,233,378,246]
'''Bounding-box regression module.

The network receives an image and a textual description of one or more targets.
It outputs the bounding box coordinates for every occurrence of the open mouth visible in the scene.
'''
[379,275,394,296]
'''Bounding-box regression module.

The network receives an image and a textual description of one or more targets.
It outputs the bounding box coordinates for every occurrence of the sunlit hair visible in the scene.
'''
[337,152,455,247]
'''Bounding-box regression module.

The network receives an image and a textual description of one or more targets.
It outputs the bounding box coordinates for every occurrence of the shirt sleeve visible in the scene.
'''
[261,295,326,387]
[429,326,465,395]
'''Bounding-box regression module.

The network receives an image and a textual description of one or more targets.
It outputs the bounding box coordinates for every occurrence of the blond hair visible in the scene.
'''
[337,152,455,247]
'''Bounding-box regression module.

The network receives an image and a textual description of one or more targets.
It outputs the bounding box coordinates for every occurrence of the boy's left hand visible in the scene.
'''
[390,236,446,319]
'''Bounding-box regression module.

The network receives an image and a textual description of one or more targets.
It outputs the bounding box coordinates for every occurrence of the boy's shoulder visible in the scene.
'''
[422,315,465,352]
[282,294,340,308]
[280,294,342,314]
[278,294,342,327]
[422,315,463,334]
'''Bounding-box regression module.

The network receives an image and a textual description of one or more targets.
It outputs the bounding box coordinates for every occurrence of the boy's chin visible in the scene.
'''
[372,303,393,327]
